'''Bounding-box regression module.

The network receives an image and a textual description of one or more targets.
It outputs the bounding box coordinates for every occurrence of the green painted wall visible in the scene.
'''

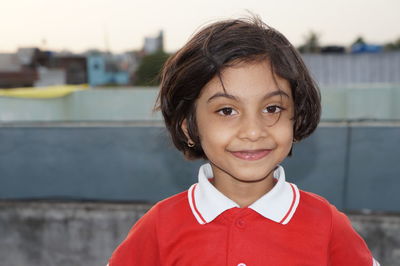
[321,85,400,121]
[0,85,399,122]
[0,87,162,122]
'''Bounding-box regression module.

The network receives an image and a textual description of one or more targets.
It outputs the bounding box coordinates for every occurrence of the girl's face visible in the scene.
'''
[184,60,294,185]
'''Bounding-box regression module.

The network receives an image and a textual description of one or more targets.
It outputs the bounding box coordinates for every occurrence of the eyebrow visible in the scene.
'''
[207,90,290,103]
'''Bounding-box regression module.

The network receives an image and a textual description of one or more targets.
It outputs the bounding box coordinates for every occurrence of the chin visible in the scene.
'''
[228,165,275,183]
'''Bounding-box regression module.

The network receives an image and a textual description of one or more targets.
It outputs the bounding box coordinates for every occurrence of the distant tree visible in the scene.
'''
[85,49,105,55]
[385,37,400,51]
[298,31,321,53]
[352,36,366,47]
[134,50,170,86]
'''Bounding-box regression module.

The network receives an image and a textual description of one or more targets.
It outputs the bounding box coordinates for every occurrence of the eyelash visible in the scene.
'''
[262,105,285,114]
[216,105,285,116]
[217,107,238,116]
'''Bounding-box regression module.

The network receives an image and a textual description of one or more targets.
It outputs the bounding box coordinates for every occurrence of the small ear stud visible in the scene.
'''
[187,141,195,148]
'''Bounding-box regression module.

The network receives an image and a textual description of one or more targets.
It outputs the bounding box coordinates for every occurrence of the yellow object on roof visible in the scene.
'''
[0,85,89,99]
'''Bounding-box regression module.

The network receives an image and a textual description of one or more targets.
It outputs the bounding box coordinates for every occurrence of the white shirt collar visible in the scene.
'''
[188,163,300,225]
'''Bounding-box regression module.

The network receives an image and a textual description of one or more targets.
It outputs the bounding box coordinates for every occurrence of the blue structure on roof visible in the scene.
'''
[87,55,129,86]
[351,43,383,54]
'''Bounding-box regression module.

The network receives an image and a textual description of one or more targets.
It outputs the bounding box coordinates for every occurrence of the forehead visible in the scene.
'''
[200,60,292,99]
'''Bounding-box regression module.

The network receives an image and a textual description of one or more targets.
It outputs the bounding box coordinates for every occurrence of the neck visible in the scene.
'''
[212,170,276,208]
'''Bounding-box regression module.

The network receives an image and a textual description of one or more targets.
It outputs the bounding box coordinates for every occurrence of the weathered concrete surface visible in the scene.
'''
[0,201,149,266]
[351,213,400,266]
[0,202,398,266]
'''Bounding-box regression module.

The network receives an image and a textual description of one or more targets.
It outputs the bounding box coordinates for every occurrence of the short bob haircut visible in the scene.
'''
[156,16,321,160]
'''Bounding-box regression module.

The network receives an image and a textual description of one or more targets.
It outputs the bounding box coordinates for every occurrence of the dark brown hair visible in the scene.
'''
[156,16,321,159]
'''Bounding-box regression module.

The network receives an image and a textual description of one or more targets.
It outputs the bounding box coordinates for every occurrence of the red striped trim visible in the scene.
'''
[279,183,296,224]
[191,184,207,224]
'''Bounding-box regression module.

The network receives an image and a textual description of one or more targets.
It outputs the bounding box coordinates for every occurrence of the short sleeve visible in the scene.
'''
[328,205,374,266]
[108,205,161,266]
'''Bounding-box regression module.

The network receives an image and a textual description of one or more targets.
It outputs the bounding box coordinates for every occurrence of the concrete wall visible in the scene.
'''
[0,202,148,266]
[282,124,400,212]
[0,124,399,212]
[0,126,202,202]
[0,201,398,266]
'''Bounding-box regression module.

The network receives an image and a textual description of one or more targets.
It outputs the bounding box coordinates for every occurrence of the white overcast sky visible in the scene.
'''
[1,0,399,53]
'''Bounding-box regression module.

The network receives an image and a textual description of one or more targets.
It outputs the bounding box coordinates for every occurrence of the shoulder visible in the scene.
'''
[296,189,335,220]
[287,189,336,239]
[150,190,189,219]
[297,190,359,233]
[116,192,190,242]
[300,191,372,266]
[297,190,363,237]
[108,190,190,266]
[131,189,191,232]
[156,190,189,209]
[297,190,373,265]
[299,189,331,206]
[130,190,189,228]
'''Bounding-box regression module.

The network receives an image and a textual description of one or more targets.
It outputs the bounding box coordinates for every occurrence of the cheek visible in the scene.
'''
[196,118,234,155]
[195,106,220,141]
[274,119,294,146]
[198,121,229,145]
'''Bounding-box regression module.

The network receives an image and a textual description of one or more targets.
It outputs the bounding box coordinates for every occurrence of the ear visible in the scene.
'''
[181,119,191,142]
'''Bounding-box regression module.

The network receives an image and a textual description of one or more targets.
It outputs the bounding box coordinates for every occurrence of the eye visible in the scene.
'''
[263,105,283,114]
[217,107,238,116]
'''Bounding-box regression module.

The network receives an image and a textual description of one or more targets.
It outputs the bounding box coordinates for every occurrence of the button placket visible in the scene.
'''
[228,210,251,266]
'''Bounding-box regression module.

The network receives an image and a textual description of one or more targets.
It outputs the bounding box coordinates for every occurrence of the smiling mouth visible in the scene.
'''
[230,149,271,161]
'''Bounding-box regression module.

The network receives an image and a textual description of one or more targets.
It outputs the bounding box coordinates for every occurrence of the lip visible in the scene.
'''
[230,149,271,161]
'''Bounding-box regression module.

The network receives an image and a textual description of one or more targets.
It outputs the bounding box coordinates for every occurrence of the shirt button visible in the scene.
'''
[237,263,247,266]
[236,219,246,228]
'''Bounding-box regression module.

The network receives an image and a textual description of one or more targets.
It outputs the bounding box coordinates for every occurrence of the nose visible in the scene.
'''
[237,113,268,141]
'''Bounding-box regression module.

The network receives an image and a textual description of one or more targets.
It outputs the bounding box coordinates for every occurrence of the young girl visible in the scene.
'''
[108,16,379,266]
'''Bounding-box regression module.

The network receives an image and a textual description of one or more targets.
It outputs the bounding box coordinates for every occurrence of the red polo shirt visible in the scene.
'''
[109,164,379,266]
